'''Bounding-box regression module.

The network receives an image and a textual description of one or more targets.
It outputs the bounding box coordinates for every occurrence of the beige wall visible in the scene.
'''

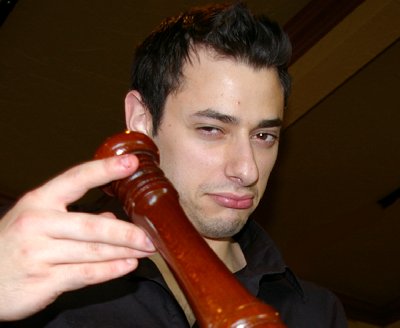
[349,321,380,328]
[349,320,400,328]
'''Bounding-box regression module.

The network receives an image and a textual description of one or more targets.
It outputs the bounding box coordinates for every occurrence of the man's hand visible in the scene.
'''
[0,154,156,321]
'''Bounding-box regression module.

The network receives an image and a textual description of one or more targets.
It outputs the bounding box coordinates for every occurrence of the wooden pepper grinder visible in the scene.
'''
[95,130,286,328]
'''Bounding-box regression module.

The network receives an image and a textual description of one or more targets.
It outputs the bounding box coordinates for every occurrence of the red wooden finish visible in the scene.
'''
[95,130,286,328]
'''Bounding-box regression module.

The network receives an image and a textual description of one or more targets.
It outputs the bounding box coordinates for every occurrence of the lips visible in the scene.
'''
[209,193,254,209]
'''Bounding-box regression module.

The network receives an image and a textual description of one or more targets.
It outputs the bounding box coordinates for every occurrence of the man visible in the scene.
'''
[0,2,347,327]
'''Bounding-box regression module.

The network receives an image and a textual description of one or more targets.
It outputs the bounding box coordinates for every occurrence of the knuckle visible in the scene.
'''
[21,258,48,282]
[19,189,43,207]
[18,241,33,258]
[25,265,48,282]
[108,259,138,276]
[100,211,116,219]
[15,238,45,267]
[79,265,98,284]
[123,227,136,243]
[23,189,41,201]
[81,215,98,234]
[86,241,102,254]
[12,209,40,233]
[123,225,150,250]
[63,163,85,181]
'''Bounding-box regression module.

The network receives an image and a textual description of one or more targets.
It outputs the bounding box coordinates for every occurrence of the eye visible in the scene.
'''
[252,132,278,147]
[196,125,224,137]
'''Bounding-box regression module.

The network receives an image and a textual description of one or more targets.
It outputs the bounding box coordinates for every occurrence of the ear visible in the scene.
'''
[124,90,153,135]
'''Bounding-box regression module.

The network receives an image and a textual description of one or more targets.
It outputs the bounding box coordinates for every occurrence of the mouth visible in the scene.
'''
[208,193,254,210]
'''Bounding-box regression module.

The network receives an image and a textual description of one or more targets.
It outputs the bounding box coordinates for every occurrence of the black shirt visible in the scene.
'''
[2,220,347,327]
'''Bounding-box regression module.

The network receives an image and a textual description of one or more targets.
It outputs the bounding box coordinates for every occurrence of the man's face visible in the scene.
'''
[153,50,284,239]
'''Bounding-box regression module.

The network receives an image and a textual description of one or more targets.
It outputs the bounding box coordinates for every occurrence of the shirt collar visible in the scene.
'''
[234,219,287,275]
[130,218,304,299]
[234,219,304,300]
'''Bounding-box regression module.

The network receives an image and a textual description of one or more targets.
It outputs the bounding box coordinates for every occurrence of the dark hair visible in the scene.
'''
[130,2,292,134]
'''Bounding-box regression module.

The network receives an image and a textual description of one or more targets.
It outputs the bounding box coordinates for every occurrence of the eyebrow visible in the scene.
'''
[192,109,239,124]
[256,118,283,129]
[192,108,282,129]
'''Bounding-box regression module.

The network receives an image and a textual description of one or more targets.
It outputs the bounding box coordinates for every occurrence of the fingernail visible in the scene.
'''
[145,236,156,251]
[126,258,135,265]
[119,154,133,169]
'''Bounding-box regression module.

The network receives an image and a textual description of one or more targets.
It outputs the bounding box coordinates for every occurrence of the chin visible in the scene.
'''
[195,216,247,239]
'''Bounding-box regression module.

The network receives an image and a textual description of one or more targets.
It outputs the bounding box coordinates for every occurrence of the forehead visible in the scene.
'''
[169,49,284,119]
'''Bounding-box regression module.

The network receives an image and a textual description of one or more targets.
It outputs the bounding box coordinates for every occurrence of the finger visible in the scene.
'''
[40,239,154,264]
[31,154,138,210]
[39,210,155,252]
[52,259,139,291]
[98,211,118,219]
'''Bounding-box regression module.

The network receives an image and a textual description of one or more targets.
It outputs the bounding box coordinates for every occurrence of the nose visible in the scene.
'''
[225,139,259,187]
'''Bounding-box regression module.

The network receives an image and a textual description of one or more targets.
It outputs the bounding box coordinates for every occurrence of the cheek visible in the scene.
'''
[257,152,278,186]
[179,145,217,179]
[159,143,212,189]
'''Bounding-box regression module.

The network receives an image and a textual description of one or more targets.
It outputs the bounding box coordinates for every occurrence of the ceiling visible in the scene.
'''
[0,0,399,325]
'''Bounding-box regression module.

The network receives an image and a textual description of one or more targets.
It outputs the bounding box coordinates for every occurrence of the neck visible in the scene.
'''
[150,237,246,325]
[204,237,247,273]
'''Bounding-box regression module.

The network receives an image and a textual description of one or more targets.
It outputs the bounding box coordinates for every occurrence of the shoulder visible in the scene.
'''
[259,272,348,328]
[298,280,348,327]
